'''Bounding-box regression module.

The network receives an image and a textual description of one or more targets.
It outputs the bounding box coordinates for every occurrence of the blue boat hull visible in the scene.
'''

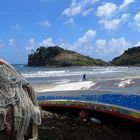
[37,91,140,122]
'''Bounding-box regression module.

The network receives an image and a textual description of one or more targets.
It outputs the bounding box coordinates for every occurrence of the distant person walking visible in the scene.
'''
[83,73,86,81]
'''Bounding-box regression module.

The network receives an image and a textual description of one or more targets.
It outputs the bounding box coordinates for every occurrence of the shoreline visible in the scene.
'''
[33,77,140,94]
[35,81,95,92]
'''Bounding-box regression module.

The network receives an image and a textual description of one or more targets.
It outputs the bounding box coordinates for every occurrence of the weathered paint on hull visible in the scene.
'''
[38,93,140,122]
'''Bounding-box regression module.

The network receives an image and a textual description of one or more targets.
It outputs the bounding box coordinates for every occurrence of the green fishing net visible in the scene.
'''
[0,60,41,140]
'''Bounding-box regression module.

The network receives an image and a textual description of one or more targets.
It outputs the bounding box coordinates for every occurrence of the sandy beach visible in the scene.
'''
[33,77,140,94]
[35,81,96,92]
[38,110,140,140]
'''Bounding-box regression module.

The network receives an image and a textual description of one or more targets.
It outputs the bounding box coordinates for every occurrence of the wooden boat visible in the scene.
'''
[38,91,140,122]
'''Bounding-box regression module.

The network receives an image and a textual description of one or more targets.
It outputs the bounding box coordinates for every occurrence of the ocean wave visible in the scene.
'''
[22,69,122,78]
[117,79,134,88]
[22,70,67,78]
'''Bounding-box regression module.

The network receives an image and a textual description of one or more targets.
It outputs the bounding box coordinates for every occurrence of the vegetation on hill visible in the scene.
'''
[111,46,140,66]
[28,46,108,66]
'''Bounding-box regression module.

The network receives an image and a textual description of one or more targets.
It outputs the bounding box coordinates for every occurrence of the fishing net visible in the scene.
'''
[0,59,41,140]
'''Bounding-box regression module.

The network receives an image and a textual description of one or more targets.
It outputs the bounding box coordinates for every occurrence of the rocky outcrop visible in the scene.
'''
[111,46,140,66]
[28,46,108,66]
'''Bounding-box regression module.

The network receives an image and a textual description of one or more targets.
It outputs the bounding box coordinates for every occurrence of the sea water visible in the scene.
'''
[13,65,140,94]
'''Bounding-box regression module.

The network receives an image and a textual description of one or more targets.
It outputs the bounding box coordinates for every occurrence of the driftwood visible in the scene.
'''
[0,59,41,140]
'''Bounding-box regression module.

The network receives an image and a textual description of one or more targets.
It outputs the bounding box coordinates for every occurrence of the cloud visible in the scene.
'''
[29,29,132,61]
[96,39,106,49]
[108,37,131,54]
[119,0,134,11]
[59,30,131,60]
[96,1,133,31]
[62,0,82,17]
[99,19,121,30]
[38,20,51,28]
[135,42,140,46]
[25,38,36,54]
[62,0,98,17]
[99,13,130,30]
[39,38,55,47]
[64,29,97,56]
[96,2,120,30]
[64,18,75,27]
[25,38,56,54]
[61,32,131,60]
[121,13,130,23]
[76,30,96,44]
[63,32,131,60]
[95,37,132,59]
[24,31,132,61]
[9,38,16,47]
[82,8,93,16]
[11,24,21,30]
[96,2,117,18]
[133,11,140,30]
[58,29,96,56]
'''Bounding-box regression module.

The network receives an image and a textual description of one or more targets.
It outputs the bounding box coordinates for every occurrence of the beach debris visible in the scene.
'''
[79,110,89,121]
[0,59,41,140]
[79,110,101,124]
[90,117,101,124]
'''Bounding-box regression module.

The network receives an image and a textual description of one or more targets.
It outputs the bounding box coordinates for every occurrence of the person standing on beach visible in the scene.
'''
[83,73,86,81]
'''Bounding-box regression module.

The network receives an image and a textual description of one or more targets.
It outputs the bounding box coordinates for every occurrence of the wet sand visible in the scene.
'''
[34,78,140,94]
[33,83,57,92]
[35,81,95,92]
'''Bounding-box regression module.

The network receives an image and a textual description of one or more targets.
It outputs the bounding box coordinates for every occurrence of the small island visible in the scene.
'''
[28,46,108,66]
[111,46,140,66]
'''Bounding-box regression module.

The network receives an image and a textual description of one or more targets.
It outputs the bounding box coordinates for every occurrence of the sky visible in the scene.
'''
[0,0,140,64]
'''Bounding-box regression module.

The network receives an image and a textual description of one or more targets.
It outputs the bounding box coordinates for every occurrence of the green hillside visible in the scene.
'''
[28,46,108,67]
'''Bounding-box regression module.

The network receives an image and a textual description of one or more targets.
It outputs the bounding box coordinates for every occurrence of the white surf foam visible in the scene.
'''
[38,81,95,92]
[22,70,67,78]
[21,66,124,79]
[118,79,134,88]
